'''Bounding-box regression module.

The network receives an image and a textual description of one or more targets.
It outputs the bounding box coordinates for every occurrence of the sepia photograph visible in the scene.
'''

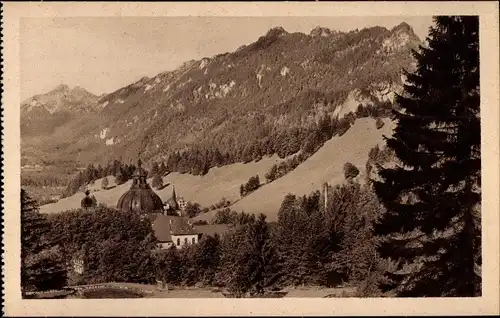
[2,1,499,316]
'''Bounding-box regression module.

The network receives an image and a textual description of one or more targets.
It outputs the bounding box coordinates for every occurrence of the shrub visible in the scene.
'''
[336,118,352,137]
[101,177,109,190]
[184,202,201,218]
[368,145,380,161]
[375,118,385,129]
[192,220,208,226]
[151,174,163,189]
[239,175,261,197]
[343,162,360,180]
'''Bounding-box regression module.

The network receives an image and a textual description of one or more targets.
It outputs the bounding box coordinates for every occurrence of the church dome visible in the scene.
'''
[117,159,164,215]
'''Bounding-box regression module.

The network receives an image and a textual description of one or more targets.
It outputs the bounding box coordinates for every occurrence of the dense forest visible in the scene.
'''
[21,178,386,296]
[161,101,393,176]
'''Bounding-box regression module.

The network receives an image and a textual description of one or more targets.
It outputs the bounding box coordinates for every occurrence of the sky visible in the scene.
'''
[20,16,434,100]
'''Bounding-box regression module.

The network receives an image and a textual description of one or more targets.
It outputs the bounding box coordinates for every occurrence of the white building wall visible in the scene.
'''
[171,234,198,248]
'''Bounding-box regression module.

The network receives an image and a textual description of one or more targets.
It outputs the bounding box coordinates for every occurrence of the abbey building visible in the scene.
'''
[114,159,230,250]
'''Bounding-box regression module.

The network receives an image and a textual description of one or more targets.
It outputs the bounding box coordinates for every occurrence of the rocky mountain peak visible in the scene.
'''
[266,26,289,38]
[391,22,419,40]
[72,85,87,93]
[21,84,99,116]
[52,84,70,93]
[46,84,95,98]
[310,26,332,38]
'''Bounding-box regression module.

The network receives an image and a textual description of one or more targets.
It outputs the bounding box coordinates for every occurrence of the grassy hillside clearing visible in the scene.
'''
[40,118,393,218]
[194,117,395,222]
[39,155,284,214]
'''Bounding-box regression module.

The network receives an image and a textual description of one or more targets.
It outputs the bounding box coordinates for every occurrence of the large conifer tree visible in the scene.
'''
[225,214,282,296]
[373,16,481,297]
[21,189,67,294]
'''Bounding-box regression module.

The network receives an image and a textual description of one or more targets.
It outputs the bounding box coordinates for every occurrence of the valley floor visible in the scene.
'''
[69,282,357,298]
[151,286,356,298]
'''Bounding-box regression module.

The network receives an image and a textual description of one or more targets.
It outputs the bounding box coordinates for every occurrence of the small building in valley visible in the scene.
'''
[164,186,187,216]
[152,215,199,249]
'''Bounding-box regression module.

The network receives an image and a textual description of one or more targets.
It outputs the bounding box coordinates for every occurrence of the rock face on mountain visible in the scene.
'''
[21,23,421,167]
[21,85,99,137]
[21,84,99,115]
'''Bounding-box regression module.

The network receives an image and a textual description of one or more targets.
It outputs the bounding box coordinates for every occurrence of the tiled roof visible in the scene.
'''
[152,215,198,242]
[194,224,234,237]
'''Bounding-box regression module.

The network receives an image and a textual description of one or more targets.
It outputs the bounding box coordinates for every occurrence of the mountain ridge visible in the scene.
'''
[21,84,98,113]
[21,23,421,169]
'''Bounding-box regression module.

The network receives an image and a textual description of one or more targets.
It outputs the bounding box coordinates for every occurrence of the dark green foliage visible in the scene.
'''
[184,201,202,218]
[336,118,352,137]
[224,214,282,296]
[151,174,163,189]
[213,197,231,210]
[327,185,384,284]
[21,190,50,253]
[216,224,246,287]
[150,161,160,176]
[21,189,67,293]
[264,164,279,183]
[343,162,360,180]
[265,153,307,183]
[355,104,370,118]
[275,194,322,286]
[21,169,73,187]
[29,175,388,293]
[153,246,181,285]
[101,176,109,189]
[192,235,222,285]
[168,235,222,287]
[240,175,261,197]
[176,244,198,286]
[301,190,321,215]
[212,208,255,225]
[373,16,481,297]
[114,169,126,185]
[159,102,389,178]
[366,145,394,180]
[46,205,156,285]
[317,182,388,292]
[192,220,208,226]
[368,145,380,162]
[61,160,139,198]
[23,246,68,292]
[158,162,168,175]
[212,208,235,225]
